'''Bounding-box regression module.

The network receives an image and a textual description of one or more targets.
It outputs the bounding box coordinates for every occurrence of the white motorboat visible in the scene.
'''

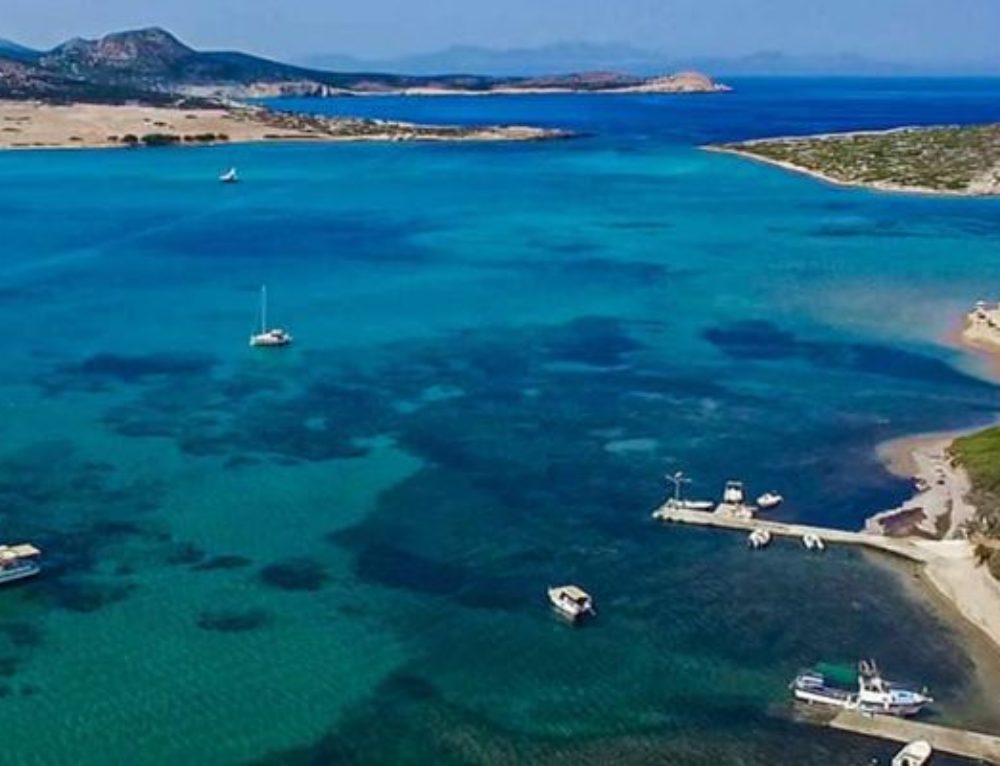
[0,544,42,586]
[664,499,715,511]
[548,585,595,622]
[747,528,771,549]
[791,659,932,717]
[756,491,783,510]
[220,167,239,183]
[892,740,932,766]
[723,480,745,505]
[803,533,825,551]
[249,285,293,348]
[662,471,714,511]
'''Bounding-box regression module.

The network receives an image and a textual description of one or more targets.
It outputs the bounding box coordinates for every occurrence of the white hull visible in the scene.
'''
[892,740,932,766]
[791,662,932,718]
[0,562,40,586]
[757,493,783,510]
[548,586,595,622]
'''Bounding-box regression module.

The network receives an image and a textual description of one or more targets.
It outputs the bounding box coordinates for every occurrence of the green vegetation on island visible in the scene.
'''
[951,425,1000,578]
[715,124,1000,195]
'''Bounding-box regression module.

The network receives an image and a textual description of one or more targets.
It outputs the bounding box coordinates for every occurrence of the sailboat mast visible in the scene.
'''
[260,285,267,333]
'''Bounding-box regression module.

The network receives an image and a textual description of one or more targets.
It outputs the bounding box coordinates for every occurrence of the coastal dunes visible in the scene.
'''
[708,124,1000,196]
[0,100,568,150]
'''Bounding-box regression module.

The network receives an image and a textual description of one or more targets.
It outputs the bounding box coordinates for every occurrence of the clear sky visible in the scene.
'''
[5,0,1000,66]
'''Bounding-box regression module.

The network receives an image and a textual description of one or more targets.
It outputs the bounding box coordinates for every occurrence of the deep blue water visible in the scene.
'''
[0,79,998,765]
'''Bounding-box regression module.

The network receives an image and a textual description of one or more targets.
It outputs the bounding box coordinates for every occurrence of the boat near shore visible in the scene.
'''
[892,740,933,766]
[0,544,42,586]
[791,660,932,717]
[756,491,783,510]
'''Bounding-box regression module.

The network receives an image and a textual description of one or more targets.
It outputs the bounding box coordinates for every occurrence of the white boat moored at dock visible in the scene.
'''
[0,543,42,586]
[756,491,783,509]
[803,533,825,551]
[548,585,595,622]
[892,740,933,766]
[723,480,745,505]
[662,471,714,512]
[791,660,932,717]
[747,528,771,549]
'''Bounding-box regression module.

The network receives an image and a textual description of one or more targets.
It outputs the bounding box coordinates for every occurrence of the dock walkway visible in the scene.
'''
[651,505,932,562]
[830,710,1000,762]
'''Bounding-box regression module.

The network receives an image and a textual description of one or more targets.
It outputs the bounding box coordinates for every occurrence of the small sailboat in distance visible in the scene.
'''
[220,167,239,184]
[249,285,292,348]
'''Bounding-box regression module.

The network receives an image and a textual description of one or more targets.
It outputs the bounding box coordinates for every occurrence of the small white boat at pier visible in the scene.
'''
[548,585,595,622]
[662,471,714,512]
[803,533,825,551]
[723,480,745,505]
[756,491,783,510]
[747,528,771,549]
[892,740,932,766]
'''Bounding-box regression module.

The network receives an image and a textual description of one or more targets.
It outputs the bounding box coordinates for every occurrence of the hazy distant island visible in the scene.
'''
[709,124,1000,196]
[0,27,728,100]
[0,27,729,149]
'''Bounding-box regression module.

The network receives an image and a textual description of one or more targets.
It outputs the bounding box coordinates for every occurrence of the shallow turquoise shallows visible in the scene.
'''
[1,79,1000,765]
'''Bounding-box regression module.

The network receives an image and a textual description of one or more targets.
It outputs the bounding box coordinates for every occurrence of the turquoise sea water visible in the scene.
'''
[1,79,1000,764]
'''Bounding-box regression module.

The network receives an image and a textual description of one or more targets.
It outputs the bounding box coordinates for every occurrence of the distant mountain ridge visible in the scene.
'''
[0,27,728,103]
[303,42,1000,77]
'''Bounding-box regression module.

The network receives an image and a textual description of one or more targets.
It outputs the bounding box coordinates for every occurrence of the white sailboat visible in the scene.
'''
[220,167,239,184]
[249,285,292,347]
[663,471,714,511]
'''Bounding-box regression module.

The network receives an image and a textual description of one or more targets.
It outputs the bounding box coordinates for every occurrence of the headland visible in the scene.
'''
[0,100,568,150]
[707,124,1000,196]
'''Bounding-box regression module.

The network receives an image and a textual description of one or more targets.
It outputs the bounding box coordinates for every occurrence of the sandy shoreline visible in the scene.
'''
[704,144,998,198]
[871,425,1000,657]
[0,100,566,150]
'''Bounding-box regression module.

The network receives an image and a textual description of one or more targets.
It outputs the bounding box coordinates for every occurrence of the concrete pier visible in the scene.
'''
[651,504,932,562]
[653,503,1000,761]
[829,710,1000,762]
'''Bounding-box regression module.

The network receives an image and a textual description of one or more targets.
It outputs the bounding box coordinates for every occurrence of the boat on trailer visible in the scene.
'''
[791,660,932,717]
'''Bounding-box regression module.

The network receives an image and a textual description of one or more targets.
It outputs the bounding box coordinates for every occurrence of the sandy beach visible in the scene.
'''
[871,426,1000,656]
[0,100,565,150]
[870,429,978,539]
